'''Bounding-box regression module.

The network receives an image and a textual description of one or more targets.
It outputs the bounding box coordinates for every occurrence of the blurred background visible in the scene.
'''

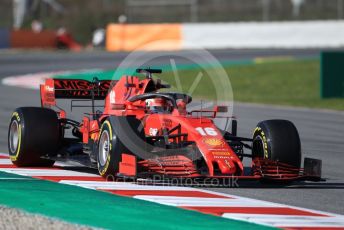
[0,0,343,45]
[0,0,343,110]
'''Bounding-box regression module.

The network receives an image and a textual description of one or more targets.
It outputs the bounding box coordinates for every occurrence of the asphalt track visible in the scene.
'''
[0,49,343,216]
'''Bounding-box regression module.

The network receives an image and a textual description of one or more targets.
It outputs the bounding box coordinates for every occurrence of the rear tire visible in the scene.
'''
[252,119,301,168]
[8,107,59,167]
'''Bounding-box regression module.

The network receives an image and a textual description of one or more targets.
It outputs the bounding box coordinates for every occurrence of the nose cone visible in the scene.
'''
[216,159,237,175]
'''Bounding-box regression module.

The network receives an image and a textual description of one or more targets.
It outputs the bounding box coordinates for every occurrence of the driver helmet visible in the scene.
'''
[177,100,187,115]
[146,98,171,113]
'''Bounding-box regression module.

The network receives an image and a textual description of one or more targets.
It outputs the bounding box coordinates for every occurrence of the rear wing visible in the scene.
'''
[40,78,115,107]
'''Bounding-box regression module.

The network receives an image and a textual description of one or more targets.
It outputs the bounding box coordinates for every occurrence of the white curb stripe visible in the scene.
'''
[134,196,278,207]
[0,159,12,164]
[1,153,344,229]
[60,180,199,191]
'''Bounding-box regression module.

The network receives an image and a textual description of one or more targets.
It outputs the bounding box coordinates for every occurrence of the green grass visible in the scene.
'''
[0,171,271,230]
[158,59,344,111]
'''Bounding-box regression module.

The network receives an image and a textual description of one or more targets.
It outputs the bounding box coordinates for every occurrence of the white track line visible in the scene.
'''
[222,214,344,227]
[1,69,101,90]
[0,168,100,177]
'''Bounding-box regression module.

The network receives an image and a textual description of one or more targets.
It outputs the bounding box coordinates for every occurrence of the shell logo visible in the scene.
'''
[212,151,231,156]
[203,138,225,147]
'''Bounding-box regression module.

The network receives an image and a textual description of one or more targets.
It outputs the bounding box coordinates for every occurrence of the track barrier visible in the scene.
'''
[10,30,57,48]
[106,23,182,51]
[106,21,344,51]
[321,51,344,98]
[0,28,10,49]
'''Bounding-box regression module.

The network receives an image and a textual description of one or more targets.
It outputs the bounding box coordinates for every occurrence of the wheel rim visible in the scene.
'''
[9,120,19,153]
[98,130,110,166]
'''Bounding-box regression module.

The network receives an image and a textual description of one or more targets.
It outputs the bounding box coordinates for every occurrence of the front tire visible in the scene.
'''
[97,119,121,178]
[252,119,301,168]
[8,107,59,167]
[97,116,145,178]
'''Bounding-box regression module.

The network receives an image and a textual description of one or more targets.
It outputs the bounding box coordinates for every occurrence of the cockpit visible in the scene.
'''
[128,92,192,114]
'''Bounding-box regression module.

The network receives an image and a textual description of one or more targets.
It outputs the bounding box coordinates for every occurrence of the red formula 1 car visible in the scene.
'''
[8,68,322,183]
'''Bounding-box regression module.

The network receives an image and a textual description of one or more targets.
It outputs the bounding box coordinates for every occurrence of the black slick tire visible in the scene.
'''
[252,119,301,168]
[8,107,59,167]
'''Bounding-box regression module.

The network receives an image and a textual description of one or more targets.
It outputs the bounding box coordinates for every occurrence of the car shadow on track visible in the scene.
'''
[60,166,98,174]
[235,181,344,189]
[59,166,344,189]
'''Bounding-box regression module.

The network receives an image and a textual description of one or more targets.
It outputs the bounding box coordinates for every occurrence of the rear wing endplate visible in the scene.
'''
[40,78,114,107]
